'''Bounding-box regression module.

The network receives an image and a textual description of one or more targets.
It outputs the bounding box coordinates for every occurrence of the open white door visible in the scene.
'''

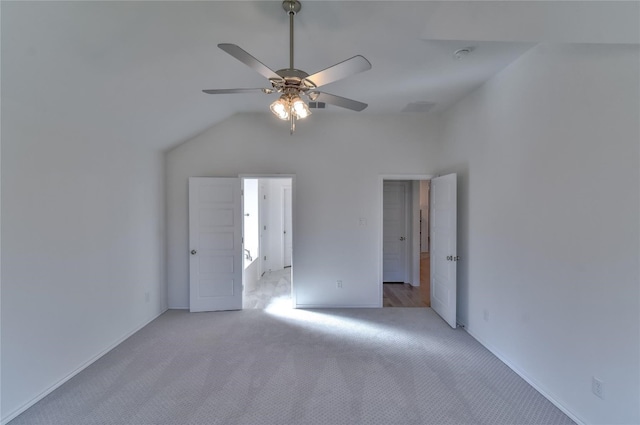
[430,173,457,328]
[189,177,242,312]
[283,186,292,268]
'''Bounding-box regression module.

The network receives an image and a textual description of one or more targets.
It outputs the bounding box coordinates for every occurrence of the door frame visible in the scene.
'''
[379,174,434,307]
[240,174,296,308]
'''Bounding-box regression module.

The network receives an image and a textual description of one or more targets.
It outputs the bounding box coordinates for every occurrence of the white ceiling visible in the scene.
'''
[2,1,638,150]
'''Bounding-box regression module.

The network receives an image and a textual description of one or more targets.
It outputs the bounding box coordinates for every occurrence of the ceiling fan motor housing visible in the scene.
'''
[271,69,317,96]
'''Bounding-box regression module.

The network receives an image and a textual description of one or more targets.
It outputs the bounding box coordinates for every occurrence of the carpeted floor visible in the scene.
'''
[10,308,575,425]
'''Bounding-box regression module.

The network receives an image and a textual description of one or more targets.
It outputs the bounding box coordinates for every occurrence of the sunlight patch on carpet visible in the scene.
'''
[264,306,451,354]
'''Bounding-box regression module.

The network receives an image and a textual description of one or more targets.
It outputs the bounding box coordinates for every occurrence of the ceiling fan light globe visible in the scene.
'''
[270,98,290,120]
[292,98,311,119]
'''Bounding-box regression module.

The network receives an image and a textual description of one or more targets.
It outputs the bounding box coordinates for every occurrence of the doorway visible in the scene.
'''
[242,177,293,309]
[381,178,431,308]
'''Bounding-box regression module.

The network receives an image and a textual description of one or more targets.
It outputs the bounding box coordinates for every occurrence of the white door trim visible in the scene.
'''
[378,174,434,307]
[239,174,296,308]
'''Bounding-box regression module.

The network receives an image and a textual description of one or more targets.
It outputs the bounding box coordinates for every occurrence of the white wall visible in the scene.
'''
[166,113,440,309]
[1,122,167,421]
[437,43,639,424]
[260,178,291,272]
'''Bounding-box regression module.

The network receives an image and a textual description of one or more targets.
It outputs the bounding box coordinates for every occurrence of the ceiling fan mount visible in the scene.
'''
[282,0,301,16]
[203,0,372,134]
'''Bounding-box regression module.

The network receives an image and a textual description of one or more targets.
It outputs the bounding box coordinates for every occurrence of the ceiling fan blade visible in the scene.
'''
[309,92,368,112]
[218,43,281,81]
[305,55,371,88]
[203,88,270,95]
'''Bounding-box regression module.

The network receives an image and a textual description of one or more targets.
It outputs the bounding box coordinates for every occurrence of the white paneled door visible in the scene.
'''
[430,173,457,328]
[189,177,242,312]
[283,186,292,268]
[383,181,408,282]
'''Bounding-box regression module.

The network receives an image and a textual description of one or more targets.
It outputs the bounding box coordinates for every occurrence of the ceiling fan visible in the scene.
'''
[203,0,372,134]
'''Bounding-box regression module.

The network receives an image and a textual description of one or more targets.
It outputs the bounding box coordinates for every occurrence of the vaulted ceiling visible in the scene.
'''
[2,1,637,150]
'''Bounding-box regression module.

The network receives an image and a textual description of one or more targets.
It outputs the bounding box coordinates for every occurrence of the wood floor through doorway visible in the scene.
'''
[383,252,430,307]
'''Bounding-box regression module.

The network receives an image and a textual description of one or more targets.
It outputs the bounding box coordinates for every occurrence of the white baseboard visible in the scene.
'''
[1,308,168,425]
[460,322,586,425]
[295,303,380,309]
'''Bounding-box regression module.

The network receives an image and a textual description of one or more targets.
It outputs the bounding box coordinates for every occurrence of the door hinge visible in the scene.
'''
[241,189,244,196]
[264,256,267,261]
[264,225,267,230]
[264,195,267,200]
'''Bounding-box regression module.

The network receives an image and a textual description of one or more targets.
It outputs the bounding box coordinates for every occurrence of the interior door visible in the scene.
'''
[430,173,457,328]
[383,181,408,282]
[258,182,266,276]
[283,186,292,267]
[189,177,242,312]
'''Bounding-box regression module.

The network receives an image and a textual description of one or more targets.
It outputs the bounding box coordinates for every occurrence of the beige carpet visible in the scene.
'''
[9,308,575,425]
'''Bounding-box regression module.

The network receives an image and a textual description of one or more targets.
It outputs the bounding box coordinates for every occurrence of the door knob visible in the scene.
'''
[191,250,197,255]
[399,237,406,241]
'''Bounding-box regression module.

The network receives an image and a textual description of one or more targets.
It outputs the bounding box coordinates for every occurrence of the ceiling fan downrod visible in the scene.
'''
[283,0,301,70]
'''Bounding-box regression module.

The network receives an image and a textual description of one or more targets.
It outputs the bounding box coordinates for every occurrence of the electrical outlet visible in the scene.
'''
[592,377,604,399]
[336,280,343,288]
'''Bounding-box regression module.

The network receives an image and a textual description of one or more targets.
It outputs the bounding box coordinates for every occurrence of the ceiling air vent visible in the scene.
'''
[401,101,435,113]
[308,101,326,109]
